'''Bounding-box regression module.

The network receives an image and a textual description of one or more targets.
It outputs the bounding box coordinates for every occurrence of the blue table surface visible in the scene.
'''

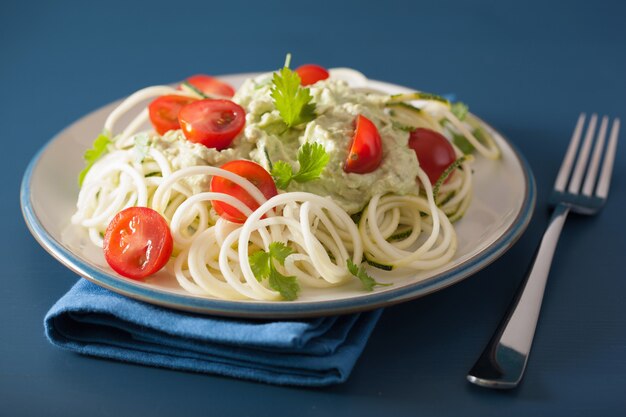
[3,0,625,415]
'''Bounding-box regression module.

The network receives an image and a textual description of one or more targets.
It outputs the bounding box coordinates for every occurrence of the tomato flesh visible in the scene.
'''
[183,74,235,97]
[344,115,383,174]
[295,64,330,86]
[103,207,173,280]
[408,128,457,185]
[148,95,197,135]
[178,99,245,150]
[210,160,278,223]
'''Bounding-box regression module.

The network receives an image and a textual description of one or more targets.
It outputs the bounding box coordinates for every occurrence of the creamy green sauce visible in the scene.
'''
[141,73,421,214]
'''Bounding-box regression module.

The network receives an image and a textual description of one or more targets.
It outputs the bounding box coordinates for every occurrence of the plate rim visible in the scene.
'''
[20,75,536,318]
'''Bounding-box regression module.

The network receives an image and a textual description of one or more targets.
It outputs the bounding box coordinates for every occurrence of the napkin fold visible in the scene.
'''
[44,279,382,386]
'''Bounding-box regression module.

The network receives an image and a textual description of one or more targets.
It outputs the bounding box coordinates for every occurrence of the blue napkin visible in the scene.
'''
[44,279,382,386]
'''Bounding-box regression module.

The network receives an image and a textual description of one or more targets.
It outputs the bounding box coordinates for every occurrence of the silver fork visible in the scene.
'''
[467,113,620,389]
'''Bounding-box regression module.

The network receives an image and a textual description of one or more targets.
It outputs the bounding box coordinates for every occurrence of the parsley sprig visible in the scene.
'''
[271,142,329,189]
[270,54,316,128]
[78,132,111,186]
[347,259,391,291]
[249,242,300,301]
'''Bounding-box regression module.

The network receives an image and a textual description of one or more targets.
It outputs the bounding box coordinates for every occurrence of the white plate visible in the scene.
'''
[20,72,535,318]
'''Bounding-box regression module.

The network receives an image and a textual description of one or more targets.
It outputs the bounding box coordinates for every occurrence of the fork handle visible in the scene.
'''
[467,203,570,389]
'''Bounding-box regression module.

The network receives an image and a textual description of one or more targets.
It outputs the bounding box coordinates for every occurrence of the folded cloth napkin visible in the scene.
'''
[44,279,382,386]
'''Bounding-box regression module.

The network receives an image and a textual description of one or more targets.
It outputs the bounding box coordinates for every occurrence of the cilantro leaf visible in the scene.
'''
[269,242,294,265]
[248,242,299,300]
[271,66,316,128]
[450,101,468,121]
[346,258,360,276]
[249,250,271,281]
[292,142,330,182]
[268,267,300,301]
[78,133,111,186]
[271,143,329,189]
[271,161,294,189]
[347,259,391,291]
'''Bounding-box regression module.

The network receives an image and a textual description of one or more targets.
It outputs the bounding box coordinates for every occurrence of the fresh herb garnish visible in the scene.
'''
[450,101,468,121]
[347,259,391,291]
[270,162,294,190]
[78,132,111,186]
[271,142,329,189]
[270,54,316,128]
[249,242,300,301]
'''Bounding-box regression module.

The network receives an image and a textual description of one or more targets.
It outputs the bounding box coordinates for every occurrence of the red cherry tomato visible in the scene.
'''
[178,99,246,150]
[295,64,330,86]
[183,74,235,97]
[408,128,457,185]
[210,160,278,223]
[343,115,383,174]
[148,95,197,135]
[103,207,173,280]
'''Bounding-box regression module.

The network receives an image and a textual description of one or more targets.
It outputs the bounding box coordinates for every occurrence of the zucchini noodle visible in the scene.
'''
[72,69,499,301]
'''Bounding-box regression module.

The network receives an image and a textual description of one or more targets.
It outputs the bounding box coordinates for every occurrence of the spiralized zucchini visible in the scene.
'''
[72,70,500,301]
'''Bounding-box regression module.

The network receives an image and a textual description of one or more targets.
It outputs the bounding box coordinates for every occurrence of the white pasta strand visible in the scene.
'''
[169,192,252,249]
[440,107,500,159]
[358,168,457,270]
[185,228,249,300]
[151,166,268,214]
[116,108,149,148]
[104,86,195,135]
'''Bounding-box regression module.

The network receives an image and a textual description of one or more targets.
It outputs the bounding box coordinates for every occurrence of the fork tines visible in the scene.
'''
[554,113,620,198]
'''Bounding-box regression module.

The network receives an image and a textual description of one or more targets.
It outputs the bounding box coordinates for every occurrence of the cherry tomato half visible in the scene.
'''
[183,74,236,97]
[343,115,383,174]
[210,160,278,223]
[148,95,197,136]
[103,207,173,280]
[178,99,246,150]
[408,128,457,185]
[295,64,330,86]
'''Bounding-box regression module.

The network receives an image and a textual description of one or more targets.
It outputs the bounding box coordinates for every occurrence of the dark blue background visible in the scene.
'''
[3,0,625,415]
